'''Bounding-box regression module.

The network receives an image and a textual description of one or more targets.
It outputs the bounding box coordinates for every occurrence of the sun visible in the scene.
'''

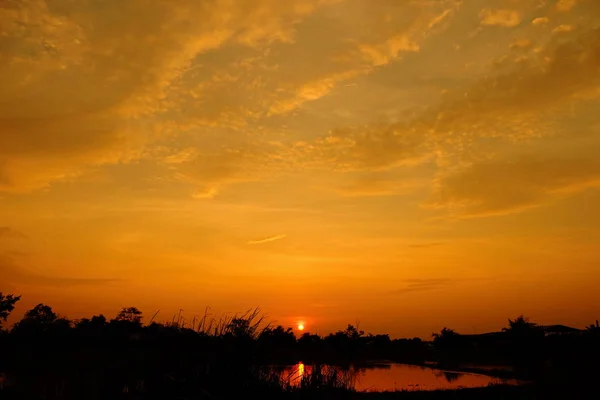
[297,323,305,331]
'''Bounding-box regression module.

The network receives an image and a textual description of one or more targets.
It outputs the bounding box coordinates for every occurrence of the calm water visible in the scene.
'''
[275,362,520,392]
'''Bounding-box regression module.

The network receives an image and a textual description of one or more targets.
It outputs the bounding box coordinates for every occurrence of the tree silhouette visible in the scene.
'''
[585,320,600,335]
[221,309,266,339]
[433,370,462,383]
[226,317,256,338]
[12,303,65,335]
[257,325,296,359]
[23,303,58,324]
[502,315,542,338]
[0,292,21,330]
[75,314,107,331]
[432,327,459,346]
[259,325,295,344]
[343,324,364,340]
[113,307,143,325]
[501,315,544,372]
[0,295,598,397]
[91,314,107,325]
[298,332,321,345]
[431,327,462,365]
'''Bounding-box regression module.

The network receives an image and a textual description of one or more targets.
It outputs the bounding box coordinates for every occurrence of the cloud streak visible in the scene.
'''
[0,0,337,192]
[247,234,287,245]
[408,242,444,249]
[394,279,452,295]
[427,153,600,218]
[306,20,600,217]
[0,253,124,288]
[0,227,28,240]
[479,9,521,27]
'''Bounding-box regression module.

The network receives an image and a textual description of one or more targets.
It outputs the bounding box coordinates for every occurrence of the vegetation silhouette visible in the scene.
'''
[0,293,20,329]
[0,292,599,399]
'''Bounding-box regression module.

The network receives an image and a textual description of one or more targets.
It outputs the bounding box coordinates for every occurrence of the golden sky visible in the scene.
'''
[1,0,600,338]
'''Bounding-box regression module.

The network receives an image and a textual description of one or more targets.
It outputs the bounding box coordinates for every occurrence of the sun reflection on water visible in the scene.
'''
[277,363,520,392]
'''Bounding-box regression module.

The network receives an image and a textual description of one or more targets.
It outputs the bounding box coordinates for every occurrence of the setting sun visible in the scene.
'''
[2,0,600,349]
[1,0,600,397]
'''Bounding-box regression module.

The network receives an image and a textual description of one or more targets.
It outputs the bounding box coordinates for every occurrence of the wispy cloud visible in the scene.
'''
[408,242,444,249]
[426,154,600,218]
[0,0,332,193]
[308,22,600,217]
[247,234,287,245]
[556,0,578,12]
[0,227,28,240]
[394,278,452,295]
[532,17,550,26]
[479,9,521,28]
[553,24,575,34]
[335,176,425,197]
[0,253,124,288]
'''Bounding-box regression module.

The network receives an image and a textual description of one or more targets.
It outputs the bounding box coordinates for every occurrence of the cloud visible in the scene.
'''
[247,234,287,245]
[232,0,333,47]
[510,39,533,50]
[309,27,600,172]
[0,112,143,192]
[158,0,463,194]
[265,1,460,116]
[164,143,283,198]
[0,227,28,240]
[425,27,600,147]
[305,23,600,214]
[556,0,578,12]
[394,278,452,295]
[532,17,550,25]
[334,175,425,197]
[268,70,365,116]
[151,2,461,193]
[479,9,521,27]
[176,150,249,199]
[4,0,598,222]
[0,253,123,288]
[267,35,423,116]
[427,154,600,218]
[553,24,575,34]
[314,28,599,170]
[357,35,420,67]
[29,276,123,287]
[0,0,333,192]
[311,123,430,172]
[428,9,454,30]
[428,27,600,139]
[408,242,444,249]
[159,1,460,195]
[266,32,419,116]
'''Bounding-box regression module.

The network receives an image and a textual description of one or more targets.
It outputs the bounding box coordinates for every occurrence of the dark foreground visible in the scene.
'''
[357,384,595,399]
[1,296,599,399]
[2,383,599,400]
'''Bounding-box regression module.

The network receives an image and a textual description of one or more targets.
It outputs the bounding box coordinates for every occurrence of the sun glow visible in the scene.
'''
[297,323,305,331]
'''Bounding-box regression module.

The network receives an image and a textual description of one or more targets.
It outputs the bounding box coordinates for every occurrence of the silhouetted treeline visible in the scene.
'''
[430,315,600,392]
[1,293,600,399]
[1,299,431,367]
[0,295,430,399]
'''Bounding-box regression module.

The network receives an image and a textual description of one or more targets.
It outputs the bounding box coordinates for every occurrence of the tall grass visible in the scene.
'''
[155,306,272,339]
[255,364,357,394]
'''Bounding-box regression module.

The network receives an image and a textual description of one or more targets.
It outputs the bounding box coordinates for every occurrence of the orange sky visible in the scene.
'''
[1,0,600,339]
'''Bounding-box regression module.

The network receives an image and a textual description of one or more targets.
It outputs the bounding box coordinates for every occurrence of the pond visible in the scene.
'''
[274,362,520,392]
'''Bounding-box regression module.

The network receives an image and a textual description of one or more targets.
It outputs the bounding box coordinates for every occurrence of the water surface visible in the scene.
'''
[277,362,519,392]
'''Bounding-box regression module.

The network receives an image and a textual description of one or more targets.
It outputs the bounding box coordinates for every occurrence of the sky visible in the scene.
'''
[1,0,600,339]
